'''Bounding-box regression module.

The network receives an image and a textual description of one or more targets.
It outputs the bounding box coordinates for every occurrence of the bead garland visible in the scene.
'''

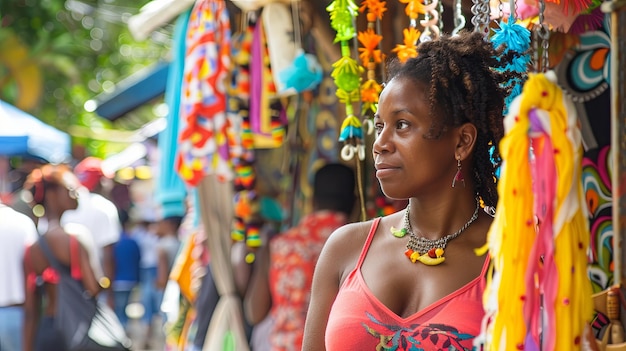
[391,198,480,265]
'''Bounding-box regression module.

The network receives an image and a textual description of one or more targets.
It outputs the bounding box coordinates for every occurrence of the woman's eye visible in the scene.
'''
[397,120,410,129]
[374,123,384,135]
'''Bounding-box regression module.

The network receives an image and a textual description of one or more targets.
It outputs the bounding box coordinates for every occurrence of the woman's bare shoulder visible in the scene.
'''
[325,219,376,251]
[317,219,378,282]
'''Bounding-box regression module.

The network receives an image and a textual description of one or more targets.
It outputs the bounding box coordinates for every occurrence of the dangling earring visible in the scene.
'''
[452,157,465,188]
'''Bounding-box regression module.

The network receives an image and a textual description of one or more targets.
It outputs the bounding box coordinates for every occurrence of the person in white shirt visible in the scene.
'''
[61,157,121,307]
[0,202,38,351]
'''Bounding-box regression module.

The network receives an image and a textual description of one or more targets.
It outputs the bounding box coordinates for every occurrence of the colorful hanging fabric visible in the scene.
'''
[176,0,233,186]
[157,9,191,219]
[477,72,594,351]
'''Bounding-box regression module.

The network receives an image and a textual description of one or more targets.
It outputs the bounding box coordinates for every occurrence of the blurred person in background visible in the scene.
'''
[22,164,101,351]
[61,157,121,308]
[130,217,162,346]
[155,216,182,292]
[0,199,38,351]
[112,209,141,329]
[243,163,356,351]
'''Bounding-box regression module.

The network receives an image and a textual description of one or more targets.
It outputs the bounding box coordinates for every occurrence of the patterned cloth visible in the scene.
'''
[268,211,348,351]
[176,0,233,186]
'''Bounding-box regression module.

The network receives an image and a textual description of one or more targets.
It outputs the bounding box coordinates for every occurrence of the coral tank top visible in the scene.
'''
[325,217,489,350]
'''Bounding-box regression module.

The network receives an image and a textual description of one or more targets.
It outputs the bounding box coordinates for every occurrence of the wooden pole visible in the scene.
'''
[602,0,626,297]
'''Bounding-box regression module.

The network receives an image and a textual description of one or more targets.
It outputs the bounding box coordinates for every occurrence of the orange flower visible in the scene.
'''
[359,0,388,20]
[358,29,383,64]
[361,79,382,104]
[399,0,426,19]
[392,27,421,63]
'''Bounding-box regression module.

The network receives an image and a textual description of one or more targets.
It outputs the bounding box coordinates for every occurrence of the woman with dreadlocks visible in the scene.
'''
[302,31,518,350]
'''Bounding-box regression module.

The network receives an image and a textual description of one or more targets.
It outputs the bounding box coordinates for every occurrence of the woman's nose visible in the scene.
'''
[372,127,392,155]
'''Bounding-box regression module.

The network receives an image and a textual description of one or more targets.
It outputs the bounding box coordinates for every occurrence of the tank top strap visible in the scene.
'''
[355,217,381,269]
[479,252,491,290]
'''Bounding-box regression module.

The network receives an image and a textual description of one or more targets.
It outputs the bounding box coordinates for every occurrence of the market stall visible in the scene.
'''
[123,0,622,349]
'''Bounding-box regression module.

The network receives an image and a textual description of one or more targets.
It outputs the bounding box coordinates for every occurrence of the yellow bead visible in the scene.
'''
[245,252,256,264]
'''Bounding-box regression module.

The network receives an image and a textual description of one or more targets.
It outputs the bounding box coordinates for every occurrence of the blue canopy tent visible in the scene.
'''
[0,99,72,163]
[90,61,170,121]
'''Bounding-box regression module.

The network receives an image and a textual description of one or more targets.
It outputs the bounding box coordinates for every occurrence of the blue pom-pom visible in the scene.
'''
[491,17,532,116]
[279,51,323,93]
[491,18,531,54]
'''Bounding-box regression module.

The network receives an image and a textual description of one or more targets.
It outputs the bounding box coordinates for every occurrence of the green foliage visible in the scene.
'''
[0,0,172,158]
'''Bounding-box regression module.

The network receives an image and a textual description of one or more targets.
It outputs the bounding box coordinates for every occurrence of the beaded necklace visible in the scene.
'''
[391,198,480,265]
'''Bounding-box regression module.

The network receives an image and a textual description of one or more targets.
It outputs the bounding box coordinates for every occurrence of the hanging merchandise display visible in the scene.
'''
[327,0,364,157]
[477,71,594,350]
[393,0,423,62]
[357,0,385,119]
[229,13,261,249]
[175,0,233,186]
[326,0,368,221]
[419,0,441,42]
[472,0,492,36]
[263,1,323,96]
[489,0,532,114]
[262,2,297,96]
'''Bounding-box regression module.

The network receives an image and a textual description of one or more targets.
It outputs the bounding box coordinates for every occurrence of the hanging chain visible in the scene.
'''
[509,0,517,21]
[420,0,441,42]
[438,0,445,34]
[452,0,466,35]
[291,0,302,50]
[471,0,491,38]
[534,0,550,72]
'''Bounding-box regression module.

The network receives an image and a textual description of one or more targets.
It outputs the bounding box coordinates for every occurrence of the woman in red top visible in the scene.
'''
[22,164,101,351]
[303,31,519,350]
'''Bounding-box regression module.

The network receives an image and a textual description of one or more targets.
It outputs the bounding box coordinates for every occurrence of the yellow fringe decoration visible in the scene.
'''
[479,71,593,350]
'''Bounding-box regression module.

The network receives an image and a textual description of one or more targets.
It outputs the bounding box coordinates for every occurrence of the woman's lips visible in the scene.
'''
[375,163,399,179]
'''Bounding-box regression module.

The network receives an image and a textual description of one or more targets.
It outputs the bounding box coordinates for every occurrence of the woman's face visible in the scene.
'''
[372,77,458,199]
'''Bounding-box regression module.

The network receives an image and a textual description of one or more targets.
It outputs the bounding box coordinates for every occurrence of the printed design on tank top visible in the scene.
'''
[362,311,475,351]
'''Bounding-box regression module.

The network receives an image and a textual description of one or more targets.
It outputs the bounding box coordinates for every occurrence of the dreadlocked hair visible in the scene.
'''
[387,31,521,208]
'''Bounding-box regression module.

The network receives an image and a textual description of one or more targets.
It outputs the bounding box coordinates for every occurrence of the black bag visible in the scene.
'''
[38,235,133,351]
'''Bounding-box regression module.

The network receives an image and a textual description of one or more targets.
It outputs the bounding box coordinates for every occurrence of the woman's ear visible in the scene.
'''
[455,123,478,161]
